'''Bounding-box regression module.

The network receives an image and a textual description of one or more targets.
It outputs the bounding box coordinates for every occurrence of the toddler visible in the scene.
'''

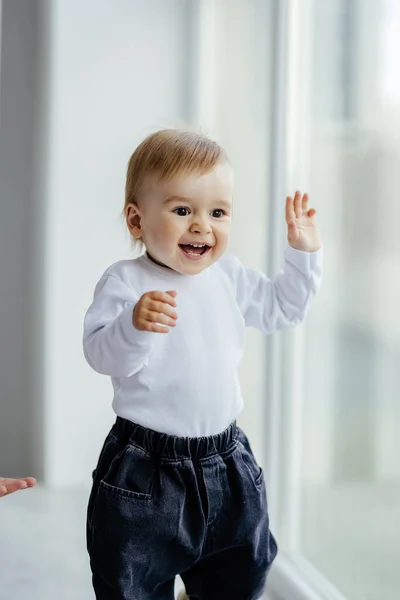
[84,129,322,600]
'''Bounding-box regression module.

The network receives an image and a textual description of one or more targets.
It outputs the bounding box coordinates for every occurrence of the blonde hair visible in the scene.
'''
[124,128,228,209]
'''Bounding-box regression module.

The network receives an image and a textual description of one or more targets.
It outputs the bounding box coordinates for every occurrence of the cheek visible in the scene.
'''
[163,217,185,244]
[147,215,184,249]
[215,221,231,241]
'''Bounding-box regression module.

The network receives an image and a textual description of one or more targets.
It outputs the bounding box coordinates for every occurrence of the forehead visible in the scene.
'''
[144,161,234,202]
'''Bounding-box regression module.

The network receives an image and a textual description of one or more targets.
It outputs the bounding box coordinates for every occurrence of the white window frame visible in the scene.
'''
[265,1,348,598]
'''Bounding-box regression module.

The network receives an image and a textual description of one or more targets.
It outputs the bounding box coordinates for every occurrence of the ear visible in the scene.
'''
[125,203,143,240]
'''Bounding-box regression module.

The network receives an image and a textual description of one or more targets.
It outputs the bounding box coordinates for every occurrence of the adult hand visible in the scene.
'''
[0,477,36,497]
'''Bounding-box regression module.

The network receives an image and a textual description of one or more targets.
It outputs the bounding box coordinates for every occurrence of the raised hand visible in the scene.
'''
[286,191,322,253]
[133,290,178,334]
[0,477,36,498]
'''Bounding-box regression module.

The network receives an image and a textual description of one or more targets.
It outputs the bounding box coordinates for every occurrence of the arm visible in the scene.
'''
[83,274,156,378]
[234,246,322,333]
[232,191,323,333]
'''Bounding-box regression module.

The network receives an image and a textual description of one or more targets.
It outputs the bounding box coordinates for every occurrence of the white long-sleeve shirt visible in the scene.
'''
[83,248,322,437]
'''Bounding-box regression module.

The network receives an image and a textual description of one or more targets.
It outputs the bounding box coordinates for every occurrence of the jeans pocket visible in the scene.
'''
[99,443,156,501]
[238,440,264,488]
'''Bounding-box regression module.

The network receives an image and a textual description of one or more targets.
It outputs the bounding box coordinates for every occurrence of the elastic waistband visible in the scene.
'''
[112,417,238,461]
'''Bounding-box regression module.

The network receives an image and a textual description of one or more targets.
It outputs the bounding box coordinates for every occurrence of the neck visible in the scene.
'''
[146,251,173,271]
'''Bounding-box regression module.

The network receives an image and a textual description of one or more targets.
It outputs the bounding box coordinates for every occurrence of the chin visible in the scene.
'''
[178,255,217,275]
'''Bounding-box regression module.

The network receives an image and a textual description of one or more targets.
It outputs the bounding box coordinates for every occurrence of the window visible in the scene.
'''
[192,1,399,598]
[271,1,400,598]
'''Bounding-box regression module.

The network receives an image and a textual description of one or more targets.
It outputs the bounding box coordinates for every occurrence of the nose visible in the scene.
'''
[189,216,212,235]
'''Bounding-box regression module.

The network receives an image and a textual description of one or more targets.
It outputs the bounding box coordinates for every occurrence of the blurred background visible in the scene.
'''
[0,0,399,599]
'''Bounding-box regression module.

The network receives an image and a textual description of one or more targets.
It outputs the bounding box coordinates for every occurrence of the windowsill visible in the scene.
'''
[266,553,348,600]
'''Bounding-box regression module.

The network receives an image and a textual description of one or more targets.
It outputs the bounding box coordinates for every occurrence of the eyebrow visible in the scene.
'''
[164,195,232,209]
[163,196,190,205]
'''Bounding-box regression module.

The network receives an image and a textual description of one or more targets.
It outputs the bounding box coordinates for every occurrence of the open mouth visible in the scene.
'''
[179,243,211,259]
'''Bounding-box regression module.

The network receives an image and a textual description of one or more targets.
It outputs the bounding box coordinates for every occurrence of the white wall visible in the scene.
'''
[43,0,194,486]
[0,0,193,486]
[0,0,273,488]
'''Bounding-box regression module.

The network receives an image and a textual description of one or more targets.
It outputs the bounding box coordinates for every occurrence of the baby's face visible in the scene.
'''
[130,161,234,275]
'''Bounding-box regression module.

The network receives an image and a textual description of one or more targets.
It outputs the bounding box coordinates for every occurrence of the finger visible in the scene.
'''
[134,319,170,334]
[294,190,302,218]
[148,291,177,307]
[307,208,317,218]
[20,477,37,487]
[0,477,36,487]
[302,193,309,213]
[0,477,27,486]
[145,311,177,328]
[146,300,178,321]
[287,220,298,239]
[285,196,295,224]
[143,321,170,334]
[4,480,28,494]
[165,290,177,299]
[0,485,7,497]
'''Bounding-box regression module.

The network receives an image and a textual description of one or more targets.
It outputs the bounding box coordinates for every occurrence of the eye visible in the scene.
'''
[211,209,225,218]
[173,207,190,217]
[173,207,191,217]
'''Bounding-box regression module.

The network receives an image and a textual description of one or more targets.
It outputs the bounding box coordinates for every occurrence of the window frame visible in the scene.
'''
[266,1,352,598]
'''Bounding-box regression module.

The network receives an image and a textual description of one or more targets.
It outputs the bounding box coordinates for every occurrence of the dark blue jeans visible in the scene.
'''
[87,417,278,599]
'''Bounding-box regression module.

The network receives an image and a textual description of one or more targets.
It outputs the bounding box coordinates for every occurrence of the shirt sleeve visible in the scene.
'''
[83,273,156,377]
[223,246,323,333]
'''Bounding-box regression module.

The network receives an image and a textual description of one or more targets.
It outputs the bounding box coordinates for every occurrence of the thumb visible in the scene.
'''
[288,220,298,237]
